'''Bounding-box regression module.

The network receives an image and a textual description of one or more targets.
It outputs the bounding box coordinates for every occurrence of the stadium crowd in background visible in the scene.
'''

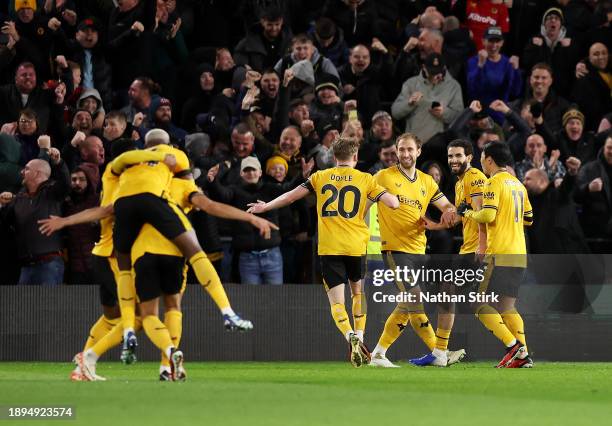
[0,0,611,285]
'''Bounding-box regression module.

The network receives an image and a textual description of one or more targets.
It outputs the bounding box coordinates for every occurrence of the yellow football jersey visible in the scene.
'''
[92,164,119,257]
[303,166,387,256]
[375,166,443,254]
[114,145,191,200]
[455,167,487,254]
[482,171,533,267]
[131,178,200,262]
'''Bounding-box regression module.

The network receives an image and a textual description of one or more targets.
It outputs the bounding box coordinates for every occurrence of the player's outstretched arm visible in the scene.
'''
[38,204,113,236]
[379,192,400,209]
[111,150,174,175]
[247,185,310,214]
[190,193,279,239]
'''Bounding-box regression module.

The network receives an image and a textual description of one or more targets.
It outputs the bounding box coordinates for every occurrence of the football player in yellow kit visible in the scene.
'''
[248,136,400,367]
[458,141,534,368]
[410,139,486,367]
[368,133,459,368]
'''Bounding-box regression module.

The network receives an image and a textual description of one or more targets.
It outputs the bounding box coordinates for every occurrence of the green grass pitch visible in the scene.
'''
[1,362,611,425]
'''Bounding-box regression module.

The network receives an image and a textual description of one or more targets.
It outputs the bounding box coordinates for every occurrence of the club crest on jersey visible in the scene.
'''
[420,187,426,197]
[484,191,495,200]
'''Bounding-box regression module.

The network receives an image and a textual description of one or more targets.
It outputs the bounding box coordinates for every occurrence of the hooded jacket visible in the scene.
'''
[274,47,340,82]
[522,16,581,97]
[77,88,105,118]
[310,26,350,69]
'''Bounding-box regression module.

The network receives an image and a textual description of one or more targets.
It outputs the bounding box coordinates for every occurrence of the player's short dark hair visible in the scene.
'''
[395,132,422,149]
[448,139,473,156]
[483,141,513,167]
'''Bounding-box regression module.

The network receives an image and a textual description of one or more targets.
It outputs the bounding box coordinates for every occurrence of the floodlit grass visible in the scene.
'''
[1,362,611,425]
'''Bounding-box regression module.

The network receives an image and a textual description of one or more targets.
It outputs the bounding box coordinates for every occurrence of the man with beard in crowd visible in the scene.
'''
[63,163,100,285]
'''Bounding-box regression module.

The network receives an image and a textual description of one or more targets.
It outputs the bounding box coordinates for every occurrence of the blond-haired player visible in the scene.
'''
[248,136,399,367]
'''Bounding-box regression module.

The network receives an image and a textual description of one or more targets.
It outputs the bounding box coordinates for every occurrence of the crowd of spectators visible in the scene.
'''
[0,0,610,285]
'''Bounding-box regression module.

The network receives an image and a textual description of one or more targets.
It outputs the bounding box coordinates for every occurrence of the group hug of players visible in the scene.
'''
[39,129,277,381]
[250,131,533,369]
[41,126,533,381]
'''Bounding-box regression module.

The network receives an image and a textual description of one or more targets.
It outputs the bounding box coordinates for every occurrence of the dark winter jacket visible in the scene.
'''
[107,0,156,88]
[527,173,590,253]
[208,175,304,251]
[234,24,293,73]
[0,156,70,261]
[571,62,612,132]
[0,134,21,193]
[575,148,612,237]
[0,84,63,135]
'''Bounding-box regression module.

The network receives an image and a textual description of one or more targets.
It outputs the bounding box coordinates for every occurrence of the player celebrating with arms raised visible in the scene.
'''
[458,141,534,368]
[248,136,399,367]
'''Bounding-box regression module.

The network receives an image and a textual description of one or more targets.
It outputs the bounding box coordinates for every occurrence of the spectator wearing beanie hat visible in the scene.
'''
[10,0,59,81]
[307,117,340,171]
[266,156,289,182]
[145,97,187,148]
[522,7,581,98]
[309,72,343,132]
[556,108,604,164]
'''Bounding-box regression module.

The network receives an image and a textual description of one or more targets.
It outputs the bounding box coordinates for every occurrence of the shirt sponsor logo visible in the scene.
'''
[467,13,498,25]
